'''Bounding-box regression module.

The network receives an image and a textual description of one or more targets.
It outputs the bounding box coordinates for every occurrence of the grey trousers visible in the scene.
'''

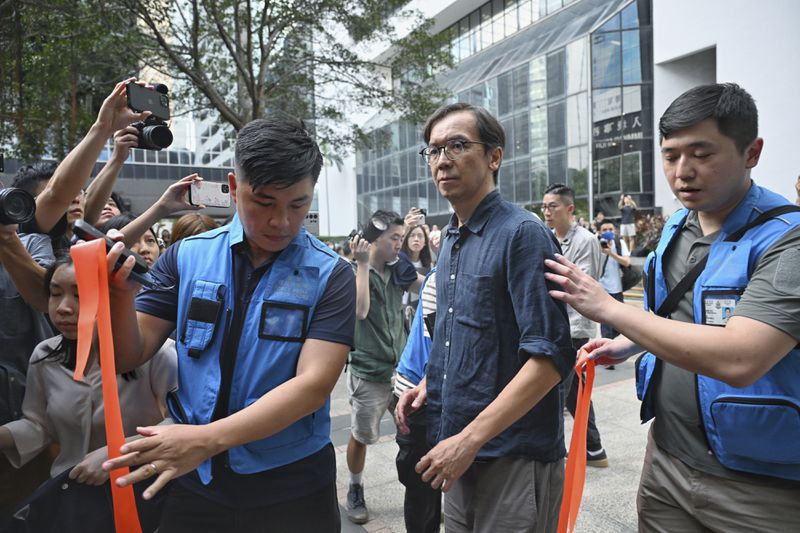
[638,428,800,532]
[444,456,565,533]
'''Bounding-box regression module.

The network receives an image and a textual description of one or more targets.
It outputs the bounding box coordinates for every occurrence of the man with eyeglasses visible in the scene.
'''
[541,183,608,468]
[396,102,573,532]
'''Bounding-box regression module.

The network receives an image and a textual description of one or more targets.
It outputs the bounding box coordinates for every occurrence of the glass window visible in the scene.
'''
[417,182,429,211]
[622,30,642,84]
[592,87,622,123]
[591,32,621,88]
[622,151,642,193]
[485,77,499,114]
[497,72,513,116]
[502,118,514,158]
[566,92,588,147]
[428,180,440,215]
[548,151,566,185]
[480,4,493,48]
[596,156,620,193]
[546,48,565,99]
[566,38,588,94]
[621,2,639,29]
[514,113,530,156]
[514,158,531,206]
[568,146,589,195]
[529,56,547,102]
[547,101,566,149]
[545,0,562,16]
[512,64,529,109]
[400,152,409,184]
[530,106,548,155]
[504,0,519,37]
[531,155,548,200]
[498,163,515,202]
[518,0,533,28]
[596,13,620,33]
[492,0,505,42]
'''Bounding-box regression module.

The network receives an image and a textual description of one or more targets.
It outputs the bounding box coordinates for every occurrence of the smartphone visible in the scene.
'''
[189,181,231,208]
[72,220,164,289]
[126,82,170,121]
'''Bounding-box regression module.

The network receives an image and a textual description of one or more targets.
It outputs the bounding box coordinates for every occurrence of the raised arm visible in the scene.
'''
[118,174,202,247]
[351,235,371,320]
[34,79,150,233]
[84,127,139,225]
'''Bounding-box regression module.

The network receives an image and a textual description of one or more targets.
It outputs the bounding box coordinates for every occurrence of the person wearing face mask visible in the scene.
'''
[345,210,420,525]
[597,221,630,347]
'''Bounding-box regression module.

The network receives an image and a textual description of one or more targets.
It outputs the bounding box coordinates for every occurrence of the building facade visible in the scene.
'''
[356,0,654,226]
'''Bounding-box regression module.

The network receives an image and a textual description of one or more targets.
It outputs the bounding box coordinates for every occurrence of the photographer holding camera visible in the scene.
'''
[345,210,420,525]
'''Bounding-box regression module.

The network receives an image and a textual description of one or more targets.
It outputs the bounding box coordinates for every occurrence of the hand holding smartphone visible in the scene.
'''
[189,180,231,208]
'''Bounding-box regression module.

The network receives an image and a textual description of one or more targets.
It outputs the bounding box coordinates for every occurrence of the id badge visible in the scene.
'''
[702,290,742,326]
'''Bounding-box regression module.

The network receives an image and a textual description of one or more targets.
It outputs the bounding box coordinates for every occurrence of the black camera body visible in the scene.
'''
[349,216,388,243]
[0,187,36,225]
[126,82,173,151]
[131,116,173,151]
[599,238,609,249]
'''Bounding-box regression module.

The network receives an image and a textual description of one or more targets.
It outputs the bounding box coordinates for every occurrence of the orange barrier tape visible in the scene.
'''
[557,349,595,533]
[71,239,142,533]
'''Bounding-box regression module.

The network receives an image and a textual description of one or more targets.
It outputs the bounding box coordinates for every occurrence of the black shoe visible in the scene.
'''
[606,365,616,370]
[587,448,609,468]
[346,483,369,524]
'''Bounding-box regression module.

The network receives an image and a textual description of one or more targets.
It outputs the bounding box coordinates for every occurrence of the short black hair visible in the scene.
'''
[543,183,575,205]
[422,102,505,183]
[11,161,58,196]
[110,191,130,214]
[234,114,323,189]
[599,219,617,230]
[371,209,404,229]
[659,83,758,153]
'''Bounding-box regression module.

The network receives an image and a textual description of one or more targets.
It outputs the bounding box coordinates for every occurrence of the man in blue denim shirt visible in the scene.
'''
[397,103,573,532]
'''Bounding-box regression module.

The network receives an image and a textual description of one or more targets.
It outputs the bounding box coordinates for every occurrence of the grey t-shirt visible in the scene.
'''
[653,211,800,485]
[0,233,56,374]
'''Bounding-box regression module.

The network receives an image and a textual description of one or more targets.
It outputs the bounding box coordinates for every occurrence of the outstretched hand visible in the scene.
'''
[96,78,152,134]
[155,173,204,213]
[544,253,620,323]
[103,424,219,500]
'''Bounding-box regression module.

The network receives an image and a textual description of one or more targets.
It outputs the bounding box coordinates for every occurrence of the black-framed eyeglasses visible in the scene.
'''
[419,139,489,164]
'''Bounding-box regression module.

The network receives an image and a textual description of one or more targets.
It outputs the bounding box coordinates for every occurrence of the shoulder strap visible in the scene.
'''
[655,205,800,318]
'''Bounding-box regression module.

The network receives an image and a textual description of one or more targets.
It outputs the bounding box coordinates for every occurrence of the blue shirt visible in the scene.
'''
[426,190,573,462]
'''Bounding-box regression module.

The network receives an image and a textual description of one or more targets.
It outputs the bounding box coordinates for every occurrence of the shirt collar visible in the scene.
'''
[446,190,501,237]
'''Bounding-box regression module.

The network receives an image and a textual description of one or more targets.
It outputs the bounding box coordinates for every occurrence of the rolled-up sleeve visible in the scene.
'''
[506,220,574,379]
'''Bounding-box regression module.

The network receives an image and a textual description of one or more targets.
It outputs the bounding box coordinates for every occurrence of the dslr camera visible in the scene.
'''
[349,216,389,243]
[126,82,173,151]
[0,187,36,225]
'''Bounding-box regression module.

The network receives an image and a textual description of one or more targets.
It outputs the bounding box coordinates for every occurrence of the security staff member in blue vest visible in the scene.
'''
[102,115,355,532]
[545,84,800,531]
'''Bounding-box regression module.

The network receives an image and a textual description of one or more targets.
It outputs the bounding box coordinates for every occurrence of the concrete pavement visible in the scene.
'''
[330,359,651,532]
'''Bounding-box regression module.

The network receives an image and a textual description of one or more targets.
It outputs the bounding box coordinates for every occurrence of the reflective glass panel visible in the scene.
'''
[515,158,532,205]
[592,32,621,88]
[566,38,588,94]
[547,48,566,99]
[530,106,548,155]
[566,92,588,147]
[529,56,547,102]
[621,2,639,29]
[622,30,642,84]
[514,113,530,155]
[547,101,566,149]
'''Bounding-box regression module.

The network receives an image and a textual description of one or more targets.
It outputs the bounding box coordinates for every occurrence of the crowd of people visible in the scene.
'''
[0,77,798,533]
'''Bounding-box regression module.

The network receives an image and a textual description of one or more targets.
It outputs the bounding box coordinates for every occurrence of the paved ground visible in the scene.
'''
[330,358,651,532]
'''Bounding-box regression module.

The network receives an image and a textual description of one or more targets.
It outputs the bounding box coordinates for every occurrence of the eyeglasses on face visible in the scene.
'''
[419,139,489,164]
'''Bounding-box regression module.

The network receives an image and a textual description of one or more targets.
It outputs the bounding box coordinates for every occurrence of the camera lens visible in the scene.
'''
[0,188,36,225]
[221,184,230,193]
[141,124,174,150]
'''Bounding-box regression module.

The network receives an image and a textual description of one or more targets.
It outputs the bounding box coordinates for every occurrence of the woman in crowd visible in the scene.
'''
[169,213,219,245]
[100,214,161,269]
[618,194,638,252]
[400,225,432,329]
[0,256,176,484]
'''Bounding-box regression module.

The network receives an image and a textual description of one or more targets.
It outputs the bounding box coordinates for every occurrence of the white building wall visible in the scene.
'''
[653,0,800,215]
[316,154,358,236]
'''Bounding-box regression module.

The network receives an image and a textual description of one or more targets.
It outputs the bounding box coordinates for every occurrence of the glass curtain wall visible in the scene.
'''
[356,0,653,224]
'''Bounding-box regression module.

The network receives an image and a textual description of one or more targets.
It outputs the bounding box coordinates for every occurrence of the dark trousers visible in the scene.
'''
[601,292,625,339]
[395,404,441,533]
[158,481,341,533]
[564,338,603,451]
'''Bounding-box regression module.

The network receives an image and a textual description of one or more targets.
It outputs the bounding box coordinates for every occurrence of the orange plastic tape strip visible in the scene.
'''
[71,239,142,533]
[557,349,596,533]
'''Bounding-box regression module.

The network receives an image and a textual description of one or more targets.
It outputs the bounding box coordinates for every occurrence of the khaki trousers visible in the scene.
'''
[638,428,800,532]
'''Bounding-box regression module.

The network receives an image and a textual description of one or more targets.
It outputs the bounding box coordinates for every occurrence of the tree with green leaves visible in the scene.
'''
[0,0,139,160]
[118,0,452,147]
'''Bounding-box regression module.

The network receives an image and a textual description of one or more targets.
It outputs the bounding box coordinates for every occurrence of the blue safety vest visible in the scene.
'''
[637,183,800,480]
[171,214,339,483]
